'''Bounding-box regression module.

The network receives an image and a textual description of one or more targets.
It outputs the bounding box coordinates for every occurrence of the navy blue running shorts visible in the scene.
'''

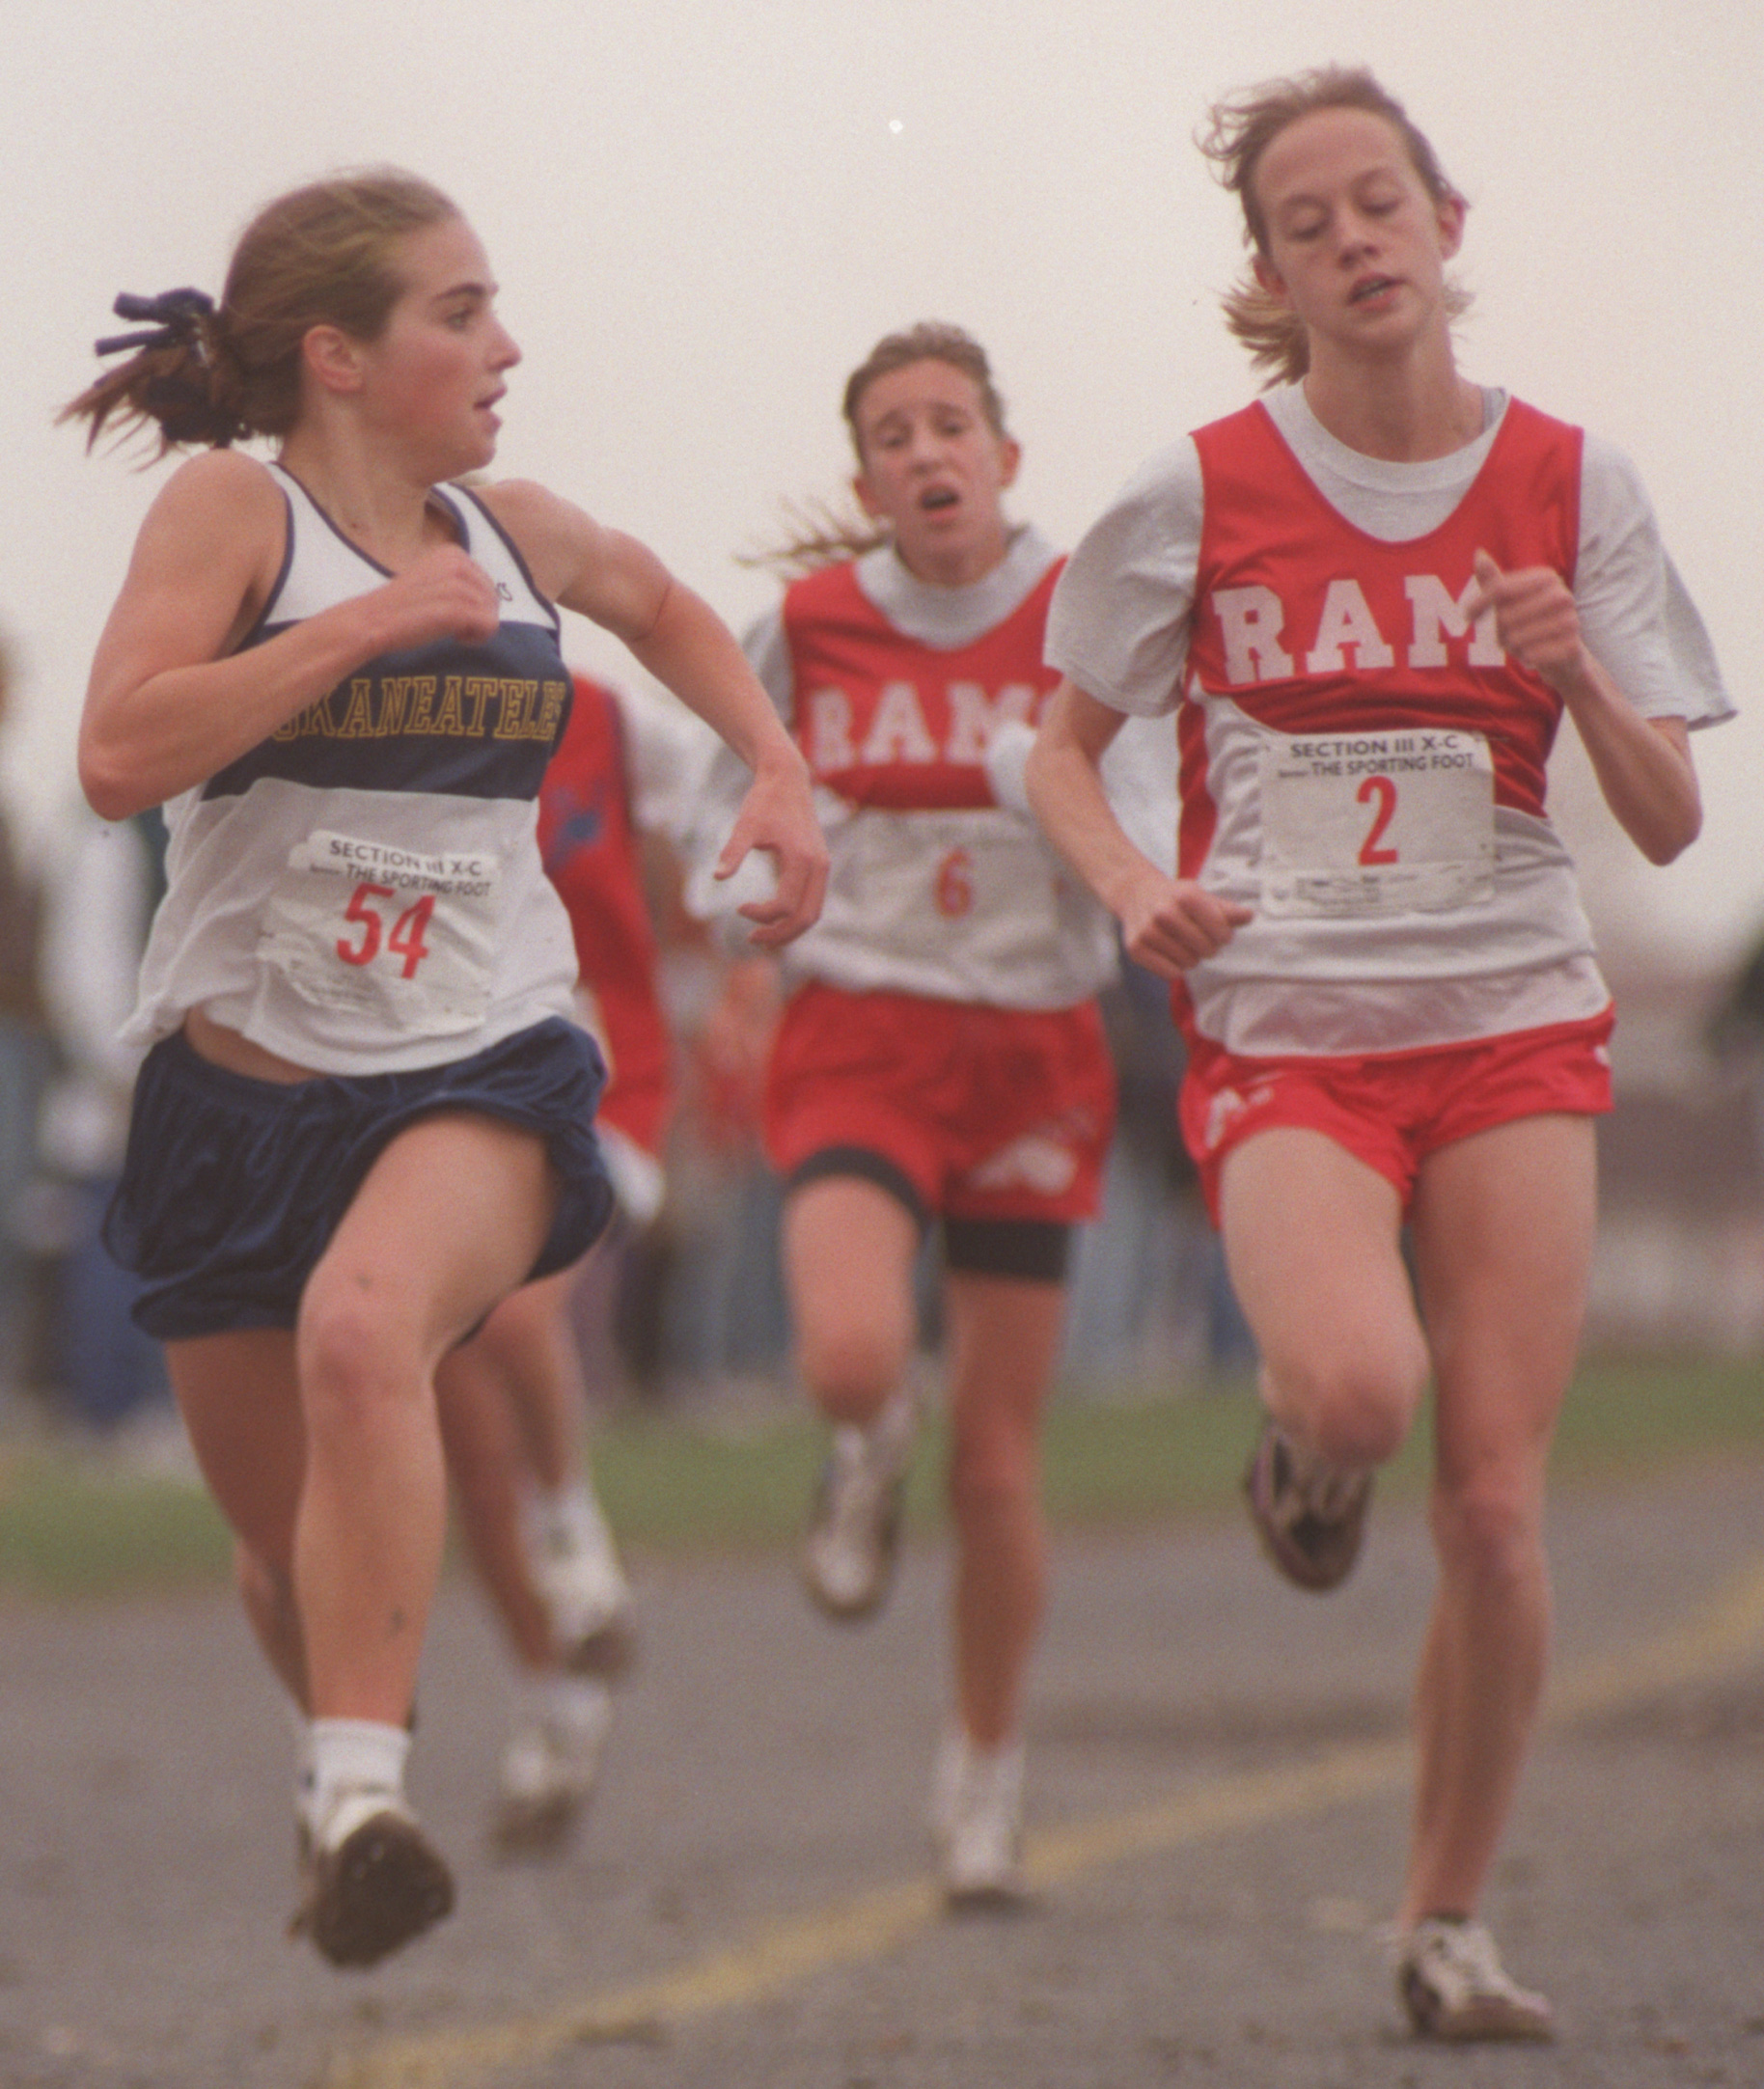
[105,1018,615,1341]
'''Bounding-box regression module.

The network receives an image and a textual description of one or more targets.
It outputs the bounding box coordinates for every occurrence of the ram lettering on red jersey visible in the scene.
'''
[1185,399,1584,826]
[784,560,1062,811]
[803,677,1039,784]
[1210,571,1505,685]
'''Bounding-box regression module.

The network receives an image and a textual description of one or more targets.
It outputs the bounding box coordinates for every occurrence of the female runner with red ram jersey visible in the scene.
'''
[707,324,1117,1904]
[1029,69,1729,2040]
[437,673,703,1855]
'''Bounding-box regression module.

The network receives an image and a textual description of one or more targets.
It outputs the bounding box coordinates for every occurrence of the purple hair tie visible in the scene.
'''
[95,288,216,357]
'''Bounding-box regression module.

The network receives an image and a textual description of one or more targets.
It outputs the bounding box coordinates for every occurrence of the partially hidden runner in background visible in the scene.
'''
[65,170,825,1969]
[437,670,710,1856]
[1028,68,1730,2041]
[697,324,1117,1905]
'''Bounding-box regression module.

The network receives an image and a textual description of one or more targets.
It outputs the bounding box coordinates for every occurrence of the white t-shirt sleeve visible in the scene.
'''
[1045,438,1205,718]
[680,604,794,930]
[1577,435,1733,729]
[742,604,796,724]
[610,682,723,847]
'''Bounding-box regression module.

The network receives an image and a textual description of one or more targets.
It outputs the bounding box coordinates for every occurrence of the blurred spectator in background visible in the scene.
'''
[647,950,791,1390]
[33,804,170,1428]
[1707,931,1764,1072]
[1062,950,1254,1383]
[0,636,53,1399]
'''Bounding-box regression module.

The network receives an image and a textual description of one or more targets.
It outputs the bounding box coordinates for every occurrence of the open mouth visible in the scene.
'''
[1349,276,1400,305]
[920,486,959,511]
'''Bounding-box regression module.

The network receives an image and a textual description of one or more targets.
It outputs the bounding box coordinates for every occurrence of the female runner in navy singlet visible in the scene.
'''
[1029,69,1729,2040]
[66,170,825,1968]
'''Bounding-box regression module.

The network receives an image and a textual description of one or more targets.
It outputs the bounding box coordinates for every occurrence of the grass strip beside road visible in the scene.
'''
[0,1356,1758,1598]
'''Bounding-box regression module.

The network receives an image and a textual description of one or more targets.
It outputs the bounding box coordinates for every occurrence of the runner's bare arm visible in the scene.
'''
[82,451,499,820]
[1028,679,1252,978]
[1468,550,1701,866]
[485,480,828,945]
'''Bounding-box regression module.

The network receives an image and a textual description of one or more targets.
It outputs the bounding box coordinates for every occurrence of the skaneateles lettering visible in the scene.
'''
[802,677,1041,780]
[272,675,570,744]
[1210,574,1502,686]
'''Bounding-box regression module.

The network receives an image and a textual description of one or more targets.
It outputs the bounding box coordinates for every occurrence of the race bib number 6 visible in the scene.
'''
[259,831,501,1034]
[1258,728,1495,919]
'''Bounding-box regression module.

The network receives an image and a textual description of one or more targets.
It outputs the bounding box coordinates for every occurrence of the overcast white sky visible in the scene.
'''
[6,0,1759,973]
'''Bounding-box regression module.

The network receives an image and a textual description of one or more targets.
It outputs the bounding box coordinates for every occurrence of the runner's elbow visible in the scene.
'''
[79,741,153,823]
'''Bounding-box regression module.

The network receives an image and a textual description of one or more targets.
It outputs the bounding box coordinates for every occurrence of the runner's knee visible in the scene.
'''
[1429,1468,1546,1586]
[296,1274,427,1437]
[948,1419,1038,1509]
[797,1316,912,1421]
[1269,1323,1428,1470]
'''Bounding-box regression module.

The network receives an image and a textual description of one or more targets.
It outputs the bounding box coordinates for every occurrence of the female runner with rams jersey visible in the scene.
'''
[437,672,703,1856]
[66,171,825,1967]
[1028,69,1728,2040]
[708,324,1117,1904]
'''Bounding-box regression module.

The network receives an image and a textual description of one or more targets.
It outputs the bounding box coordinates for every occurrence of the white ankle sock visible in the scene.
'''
[931,1727,1024,1827]
[309,1718,412,1825]
[527,1478,612,1557]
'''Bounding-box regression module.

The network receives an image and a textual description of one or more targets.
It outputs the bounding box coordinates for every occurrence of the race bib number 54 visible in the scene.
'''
[259,831,500,1034]
[1258,728,1495,919]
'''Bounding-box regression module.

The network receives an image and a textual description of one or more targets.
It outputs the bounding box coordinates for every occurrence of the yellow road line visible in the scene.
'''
[328,1554,1764,2089]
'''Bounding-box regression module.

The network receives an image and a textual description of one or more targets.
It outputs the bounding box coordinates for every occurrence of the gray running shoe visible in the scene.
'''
[290,1788,455,1968]
[801,1389,920,1621]
[1242,1420,1372,1592]
[531,1523,638,1680]
[1395,1917,1555,2042]
[491,1688,613,1857]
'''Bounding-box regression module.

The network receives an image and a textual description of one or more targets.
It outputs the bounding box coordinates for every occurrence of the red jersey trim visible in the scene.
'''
[1185,398,1583,819]
[782,559,1064,811]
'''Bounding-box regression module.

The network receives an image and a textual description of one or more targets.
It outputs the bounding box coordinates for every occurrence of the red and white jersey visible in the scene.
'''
[724,528,1115,1009]
[538,675,675,1162]
[1049,388,1732,1058]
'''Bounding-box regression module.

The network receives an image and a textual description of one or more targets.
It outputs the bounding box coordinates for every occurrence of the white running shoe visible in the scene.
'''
[492,1682,614,1856]
[929,1732,1028,1910]
[801,1389,920,1621]
[1394,1916,1555,2042]
[526,1492,638,1679]
[290,1786,455,1968]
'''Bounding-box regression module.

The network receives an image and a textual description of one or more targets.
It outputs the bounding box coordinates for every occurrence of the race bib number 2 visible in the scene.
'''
[259,831,501,1034]
[1258,728,1495,918]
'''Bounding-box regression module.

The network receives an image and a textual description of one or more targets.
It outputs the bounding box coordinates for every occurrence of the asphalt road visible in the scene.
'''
[1,1453,1761,2089]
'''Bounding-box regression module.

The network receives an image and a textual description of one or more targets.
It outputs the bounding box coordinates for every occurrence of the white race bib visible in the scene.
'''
[258,831,501,1035]
[849,809,1055,944]
[1258,728,1495,919]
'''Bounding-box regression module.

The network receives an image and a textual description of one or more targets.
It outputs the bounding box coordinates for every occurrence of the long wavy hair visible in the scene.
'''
[1198,67,1471,388]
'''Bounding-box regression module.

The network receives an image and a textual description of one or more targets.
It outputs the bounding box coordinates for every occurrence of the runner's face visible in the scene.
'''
[851,360,1020,587]
[353,216,522,477]
[1251,107,1464,364]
